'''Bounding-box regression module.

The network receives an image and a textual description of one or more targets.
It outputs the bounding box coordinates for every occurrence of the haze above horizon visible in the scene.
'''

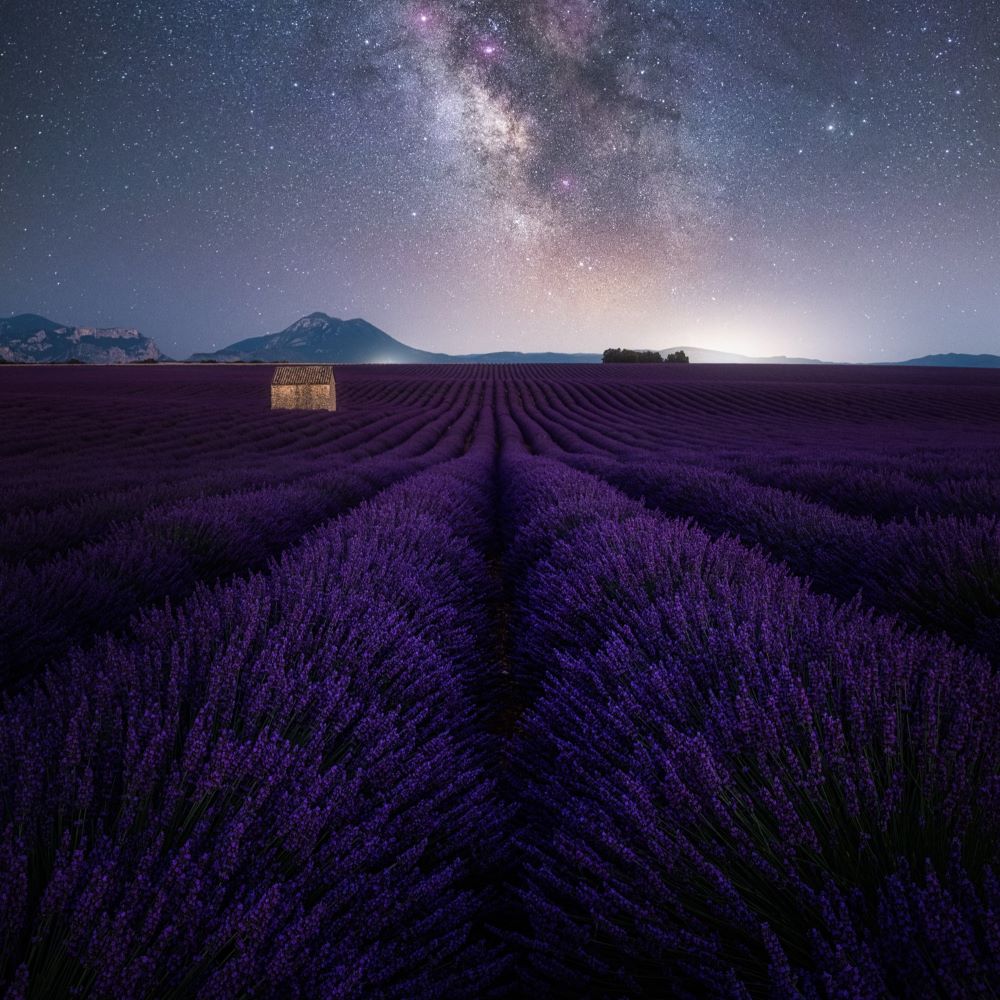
[1,2,997,362]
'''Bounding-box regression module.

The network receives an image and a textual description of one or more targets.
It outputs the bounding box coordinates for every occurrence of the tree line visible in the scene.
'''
[602,348,689,364]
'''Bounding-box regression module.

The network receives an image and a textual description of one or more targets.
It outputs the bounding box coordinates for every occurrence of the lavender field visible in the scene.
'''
[2,363,999,998]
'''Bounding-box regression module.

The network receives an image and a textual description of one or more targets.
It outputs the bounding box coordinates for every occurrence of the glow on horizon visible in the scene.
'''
[2,4,996,362]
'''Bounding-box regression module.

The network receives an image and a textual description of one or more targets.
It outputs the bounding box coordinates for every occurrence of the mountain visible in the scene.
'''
[191,313,602,364]
[193,316,835,364]
[186,313,1000,367]
[0,314,165,363]
[189,314,448,363]
[892,353,1000,368]
[658,345,828,365]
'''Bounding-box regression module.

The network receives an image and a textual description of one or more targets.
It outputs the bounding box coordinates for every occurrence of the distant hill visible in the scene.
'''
[892,353,1000,368]
[0,314,165,363]
[13,309,989,367]
[189,313,448,364]
[190,313,600,364]
[658,345,829,365]
[193,314,842,365]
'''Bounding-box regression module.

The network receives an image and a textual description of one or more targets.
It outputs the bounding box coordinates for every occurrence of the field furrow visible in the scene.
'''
[2,362,999,998]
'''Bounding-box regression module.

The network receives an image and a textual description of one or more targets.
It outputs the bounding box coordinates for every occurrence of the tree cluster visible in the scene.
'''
[602,348,663,364]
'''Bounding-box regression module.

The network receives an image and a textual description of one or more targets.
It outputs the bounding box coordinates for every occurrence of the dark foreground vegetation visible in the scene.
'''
[1,363,999,997]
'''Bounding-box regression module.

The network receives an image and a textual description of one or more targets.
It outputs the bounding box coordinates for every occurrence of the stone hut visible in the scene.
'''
[271,365,336,410]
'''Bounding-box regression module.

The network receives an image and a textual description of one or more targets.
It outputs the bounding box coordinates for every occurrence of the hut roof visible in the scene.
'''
[272,365,333,386]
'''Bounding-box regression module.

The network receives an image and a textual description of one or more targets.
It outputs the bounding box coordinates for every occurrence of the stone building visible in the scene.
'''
[270,365,336,410]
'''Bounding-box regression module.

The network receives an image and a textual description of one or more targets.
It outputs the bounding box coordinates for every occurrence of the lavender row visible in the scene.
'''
[724,456,1000,522]
[0,455,505,998]
[0,389,482,689]
[569,455,1000,660]
[513,369,1000,480]
[0,402,362,514]
[501,455,1000,997]
[0,377,472,522]
[0,469,367,686]
[0,376,488,682]
[13,379,476,563]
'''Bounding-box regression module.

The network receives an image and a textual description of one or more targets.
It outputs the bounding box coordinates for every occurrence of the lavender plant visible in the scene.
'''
[2,363,999,996]
[505,457,1000,996]
[0,458,506,998]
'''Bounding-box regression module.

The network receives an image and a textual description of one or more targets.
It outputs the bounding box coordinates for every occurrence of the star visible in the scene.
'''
[0,0,995,361]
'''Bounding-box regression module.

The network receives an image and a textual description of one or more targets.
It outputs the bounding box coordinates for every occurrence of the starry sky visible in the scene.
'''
[1,1,998,361]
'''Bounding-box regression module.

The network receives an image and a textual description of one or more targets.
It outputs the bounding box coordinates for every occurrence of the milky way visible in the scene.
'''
[408,2,684,218]
[1,1,997,359]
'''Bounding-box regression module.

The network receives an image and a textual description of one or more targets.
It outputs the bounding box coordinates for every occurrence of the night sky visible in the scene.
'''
[1,1,998,361]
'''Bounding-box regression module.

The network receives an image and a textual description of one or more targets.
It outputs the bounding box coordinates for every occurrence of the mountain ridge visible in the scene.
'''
[654,345,830,365]
[194,313,1000,366]
[188,313,602,364]
[189,313,834,365]
[4,312,998,367]
[190,314,446,364]
[0,314,166,364]
[888,352,1000,369]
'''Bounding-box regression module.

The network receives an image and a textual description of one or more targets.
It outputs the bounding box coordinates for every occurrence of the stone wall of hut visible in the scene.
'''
[270,383,335,410]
